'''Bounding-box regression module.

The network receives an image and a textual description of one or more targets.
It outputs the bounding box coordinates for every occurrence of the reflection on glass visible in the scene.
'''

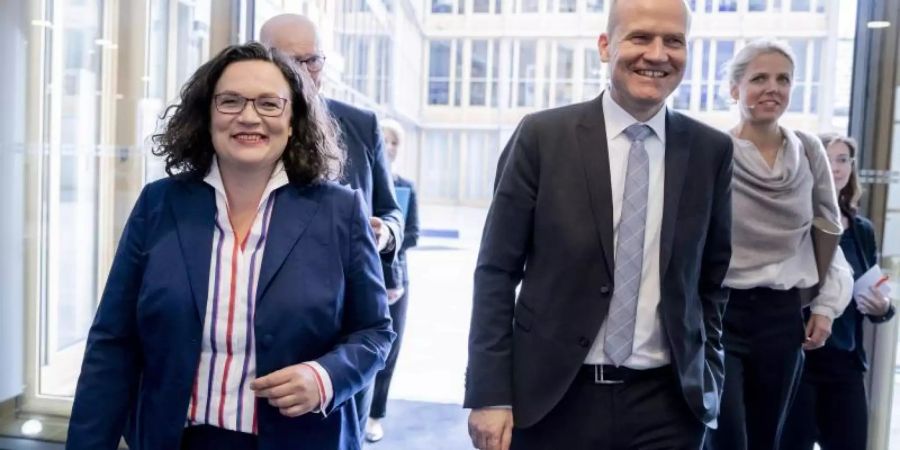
[674,85,692,110]
[719,0,737,12]
[464,132,500,202]
[38,0,211,400]
[422,131,460,199]
[454,42,463,106]
[40,0,103,398]
[519,0,538,13]
[791,0,810,12]
[558,0,575,13]
[517,41,536,107]
[748,0,767,11]
[432,0,452,13]
[429,40,451,105]
[175,0,210,88]
[583,48,604,101]
[555,44,574,106]
[471,40,488,106]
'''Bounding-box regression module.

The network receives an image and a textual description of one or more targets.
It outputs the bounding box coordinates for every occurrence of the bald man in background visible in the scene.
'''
[260,14,403,440]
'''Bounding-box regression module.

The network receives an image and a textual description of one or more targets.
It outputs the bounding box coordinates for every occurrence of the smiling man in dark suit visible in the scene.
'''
[464,1,733,449]
[260,14,403,439]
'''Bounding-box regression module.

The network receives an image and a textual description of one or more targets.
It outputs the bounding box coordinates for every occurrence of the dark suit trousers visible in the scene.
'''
[706,288,805,450]
[510,366,705,450]
[180,425,257,450]
[370,285,410,418]
[780,351,868,450]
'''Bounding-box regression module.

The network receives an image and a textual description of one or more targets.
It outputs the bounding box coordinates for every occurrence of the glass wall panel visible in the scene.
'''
[583,47,603,100]
[422,131,461,200]
[748,0,767,11]
[39,0,104,397]
[586,0,603,12]
[554,42,574,106]
[34,0,211,400]
[429,40,452,104]
[464,131,500,202]
[516,40,537,107]
[470,40,489,106]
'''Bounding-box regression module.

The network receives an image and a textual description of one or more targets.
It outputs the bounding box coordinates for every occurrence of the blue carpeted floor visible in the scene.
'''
[364,400,471,450]
[1,400,471,450]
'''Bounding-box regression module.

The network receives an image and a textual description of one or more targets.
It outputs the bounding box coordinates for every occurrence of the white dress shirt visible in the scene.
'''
[724,134,853,319]
[186,158,333,434]
[584,91,670,369]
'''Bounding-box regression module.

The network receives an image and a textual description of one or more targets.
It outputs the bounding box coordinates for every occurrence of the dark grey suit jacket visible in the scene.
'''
[464,95,733,428]
[327,98,404,287]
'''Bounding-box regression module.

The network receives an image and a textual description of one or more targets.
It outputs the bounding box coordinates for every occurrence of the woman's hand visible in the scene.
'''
[856,285,892,317]
[802,313,833,350]
[251,363,322,417]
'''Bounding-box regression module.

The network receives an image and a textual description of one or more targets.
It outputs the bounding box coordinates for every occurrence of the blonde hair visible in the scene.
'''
[726,38,796,87]
[380,118,405,146]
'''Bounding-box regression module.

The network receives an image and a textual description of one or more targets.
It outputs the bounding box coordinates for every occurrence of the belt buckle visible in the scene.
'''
[594,365,624,385]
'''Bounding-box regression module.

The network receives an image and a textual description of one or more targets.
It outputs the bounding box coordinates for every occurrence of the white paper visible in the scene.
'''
[853,264,892,298]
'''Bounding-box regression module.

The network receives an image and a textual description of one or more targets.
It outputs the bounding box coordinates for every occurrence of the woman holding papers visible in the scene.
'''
[365,119,420,443]
[705,39,854,450]
[781,133,895,450]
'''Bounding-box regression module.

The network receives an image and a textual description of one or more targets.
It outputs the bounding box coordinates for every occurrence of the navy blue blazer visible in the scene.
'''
[66,176,395,450]
[326,98,404,287]
[810,214,895,372]
[383,175,419,288]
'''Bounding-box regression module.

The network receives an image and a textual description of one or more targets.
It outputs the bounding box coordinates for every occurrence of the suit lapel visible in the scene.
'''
[170,179,216,321]
[659,110,691,276]
[256,185,321,305]
[576,96,615,278]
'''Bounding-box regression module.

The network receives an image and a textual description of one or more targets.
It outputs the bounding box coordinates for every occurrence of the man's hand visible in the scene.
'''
[856,286,892,317]
[387,287,405,305]
[802,313,833,350]
[468,408,513,450]
[370,217,390,252]
[251,364,321,417]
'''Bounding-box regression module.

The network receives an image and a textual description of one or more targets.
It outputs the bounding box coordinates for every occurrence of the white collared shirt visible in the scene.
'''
[186,157,333,434]
[584,90,671,368]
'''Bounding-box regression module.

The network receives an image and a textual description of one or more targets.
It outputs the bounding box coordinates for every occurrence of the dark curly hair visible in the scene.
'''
[152,41,343,185]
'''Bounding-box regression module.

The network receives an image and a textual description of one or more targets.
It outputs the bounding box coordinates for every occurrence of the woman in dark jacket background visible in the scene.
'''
[781,133,895,450]
[365,118,420,443]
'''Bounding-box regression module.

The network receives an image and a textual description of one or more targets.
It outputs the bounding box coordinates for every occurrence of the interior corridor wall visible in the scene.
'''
[0,0,27,403]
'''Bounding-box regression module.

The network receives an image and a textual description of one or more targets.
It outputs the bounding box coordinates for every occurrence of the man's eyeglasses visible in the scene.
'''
[293,54,326,72]
[213,93,289,117]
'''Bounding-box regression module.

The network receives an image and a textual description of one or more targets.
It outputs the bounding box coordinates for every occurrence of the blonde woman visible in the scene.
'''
[705,39,853,450]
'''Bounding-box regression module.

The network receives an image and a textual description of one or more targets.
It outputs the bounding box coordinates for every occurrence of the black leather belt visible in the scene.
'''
[580,364,672,385]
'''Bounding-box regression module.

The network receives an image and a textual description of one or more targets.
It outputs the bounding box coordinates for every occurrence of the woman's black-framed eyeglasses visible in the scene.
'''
[213,93,289,117]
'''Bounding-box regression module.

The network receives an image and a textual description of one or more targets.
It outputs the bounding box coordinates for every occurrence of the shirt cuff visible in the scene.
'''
[302,361,334,417]
[380,225,398,254]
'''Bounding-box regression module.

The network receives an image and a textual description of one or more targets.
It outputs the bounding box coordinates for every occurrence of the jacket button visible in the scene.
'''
[578,337,591,348]
[600,285,611,295]
[261,334,274,348]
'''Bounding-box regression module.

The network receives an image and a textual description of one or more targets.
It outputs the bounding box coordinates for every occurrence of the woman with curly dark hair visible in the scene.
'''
[66,42,395,450]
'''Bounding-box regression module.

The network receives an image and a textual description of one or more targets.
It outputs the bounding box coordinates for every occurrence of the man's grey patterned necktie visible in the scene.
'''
[604,123,653,366]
